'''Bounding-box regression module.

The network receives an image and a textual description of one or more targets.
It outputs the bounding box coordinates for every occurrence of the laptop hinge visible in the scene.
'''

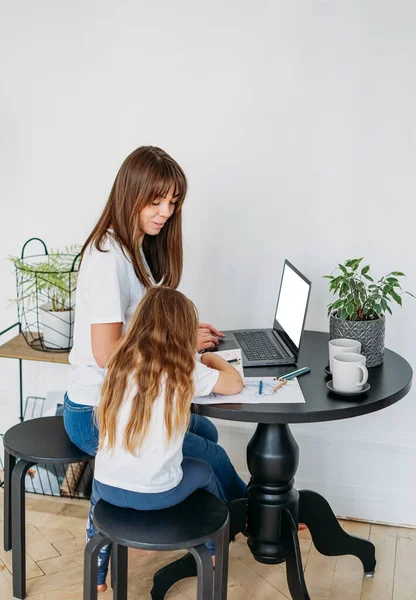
[272,331,295,358]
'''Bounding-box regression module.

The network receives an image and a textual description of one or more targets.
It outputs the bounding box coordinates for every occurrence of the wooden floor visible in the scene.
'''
[0,491,415,599]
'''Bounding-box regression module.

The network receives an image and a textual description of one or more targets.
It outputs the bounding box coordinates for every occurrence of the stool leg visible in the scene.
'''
[3,450,16,551]
[84,533,110,600]
[189,545,213,600]
[111,543,128,600]
[12,459,34,600]
[214,515,230,600]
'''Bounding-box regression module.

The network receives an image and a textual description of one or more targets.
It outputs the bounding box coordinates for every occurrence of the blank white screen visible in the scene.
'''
[275,264,310,348]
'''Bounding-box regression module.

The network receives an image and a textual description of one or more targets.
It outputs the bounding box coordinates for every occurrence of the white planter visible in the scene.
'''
[40,302,74,350]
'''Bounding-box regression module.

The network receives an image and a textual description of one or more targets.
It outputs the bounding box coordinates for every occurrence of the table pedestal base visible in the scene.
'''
[151,424,376,600]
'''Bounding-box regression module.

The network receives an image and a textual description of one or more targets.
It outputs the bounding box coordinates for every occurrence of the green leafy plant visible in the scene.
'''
[324,257,415,321]
[9,245,81,312]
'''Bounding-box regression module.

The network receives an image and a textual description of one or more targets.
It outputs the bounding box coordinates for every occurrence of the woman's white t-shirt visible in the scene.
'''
[94,361,220,493]
[68,235,147,406]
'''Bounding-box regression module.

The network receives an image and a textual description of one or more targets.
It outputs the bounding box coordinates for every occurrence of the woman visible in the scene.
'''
[64,146,247,503]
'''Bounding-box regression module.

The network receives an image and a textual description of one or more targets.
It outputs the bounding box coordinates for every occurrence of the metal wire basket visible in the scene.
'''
[12,238,80,352]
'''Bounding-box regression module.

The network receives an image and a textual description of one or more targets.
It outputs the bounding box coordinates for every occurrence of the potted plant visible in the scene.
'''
[9,239,81,351]
[324,257,414,367]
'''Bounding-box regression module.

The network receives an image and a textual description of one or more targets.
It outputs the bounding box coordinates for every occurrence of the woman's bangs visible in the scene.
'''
[149,162,187,207]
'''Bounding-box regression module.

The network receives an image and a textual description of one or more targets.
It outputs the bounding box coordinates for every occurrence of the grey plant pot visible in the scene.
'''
[329,312,385,367]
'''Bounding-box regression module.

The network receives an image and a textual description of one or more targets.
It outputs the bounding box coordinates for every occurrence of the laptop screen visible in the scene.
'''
[274,261,311,350]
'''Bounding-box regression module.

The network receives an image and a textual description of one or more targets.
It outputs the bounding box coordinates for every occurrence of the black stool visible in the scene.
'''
[3,416,93,599]
[84,489,230,600]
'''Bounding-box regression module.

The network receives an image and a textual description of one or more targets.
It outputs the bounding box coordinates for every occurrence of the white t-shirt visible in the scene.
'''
[94,361,219,493]
[67,234,147,406]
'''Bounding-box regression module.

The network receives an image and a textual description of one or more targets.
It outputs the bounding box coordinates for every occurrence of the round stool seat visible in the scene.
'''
[93,489,229,551]
[3,416,91,463]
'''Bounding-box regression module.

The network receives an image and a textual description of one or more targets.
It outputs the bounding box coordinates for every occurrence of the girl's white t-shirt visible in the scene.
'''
[67,235,147,406]
[94,361,220,493]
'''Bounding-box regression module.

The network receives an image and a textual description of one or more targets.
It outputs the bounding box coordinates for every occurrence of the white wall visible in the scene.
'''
[1,1,415,525]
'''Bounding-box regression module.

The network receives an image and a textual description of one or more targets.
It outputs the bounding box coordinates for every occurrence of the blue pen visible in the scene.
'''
[278,367,310,381]
[259,380,263,395]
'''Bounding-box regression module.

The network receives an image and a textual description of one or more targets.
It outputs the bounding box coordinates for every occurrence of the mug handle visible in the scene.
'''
[357,364,368,386]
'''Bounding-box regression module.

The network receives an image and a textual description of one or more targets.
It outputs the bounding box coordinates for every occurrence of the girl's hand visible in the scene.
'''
[197,323,225,352]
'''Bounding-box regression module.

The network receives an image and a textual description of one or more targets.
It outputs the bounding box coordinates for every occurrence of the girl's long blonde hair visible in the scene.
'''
[97,287,199,454]
[82,146,187,289]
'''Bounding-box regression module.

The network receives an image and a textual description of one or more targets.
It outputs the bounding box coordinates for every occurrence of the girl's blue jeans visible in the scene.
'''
[89,458,219,585]
[63,395,246,503]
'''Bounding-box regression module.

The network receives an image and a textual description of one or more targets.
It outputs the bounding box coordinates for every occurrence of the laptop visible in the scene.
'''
[229,260,311,367]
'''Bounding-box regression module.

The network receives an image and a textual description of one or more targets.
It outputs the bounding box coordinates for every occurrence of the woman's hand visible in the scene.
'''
[197,323,225,352]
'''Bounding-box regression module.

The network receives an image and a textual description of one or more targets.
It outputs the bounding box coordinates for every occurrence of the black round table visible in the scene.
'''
[151,331,412,600]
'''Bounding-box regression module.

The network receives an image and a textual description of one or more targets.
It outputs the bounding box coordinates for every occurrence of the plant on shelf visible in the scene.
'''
[9,243,81,351]
[324,257,414,367]
[10,248,80,312]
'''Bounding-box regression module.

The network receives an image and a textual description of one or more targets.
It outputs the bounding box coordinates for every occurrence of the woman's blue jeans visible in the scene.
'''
[63,395,247,503]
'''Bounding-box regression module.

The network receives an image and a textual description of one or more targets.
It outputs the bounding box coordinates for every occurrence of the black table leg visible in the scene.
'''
[245,423,311,596]
[246,423,300,564]
[246,423,376,597]
[152,422,377,600]
[299,489,376,575]
[150,497,247,599]
[281,508,310,600]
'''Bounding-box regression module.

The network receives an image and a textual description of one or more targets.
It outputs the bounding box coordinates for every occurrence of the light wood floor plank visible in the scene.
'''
[228,557,289,600]
[26,525,60,562]
[0,558,12,598]
[392,534,416,600]
[371,524,397,538]
[240,559,291,599]
[23,580,114,600]
[25,510,88,536]
[36,552,83,576]
[176,572,254,599]
[329,520,369,600]
[26,566,84,596]
[361,531,397,600]
[397,526,416,540]
[0,521,44,579]
[37,526,75,544]
[51,535,86,556]
[304,543,337,600]
[57,503,89,520]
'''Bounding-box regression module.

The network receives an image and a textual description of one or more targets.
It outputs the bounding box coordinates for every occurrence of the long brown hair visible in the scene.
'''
[82,146,187,288]
[97,287,199,454]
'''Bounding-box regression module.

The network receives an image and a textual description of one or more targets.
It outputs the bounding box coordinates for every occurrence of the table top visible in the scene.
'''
[195,331,413,424]
[0,333,69,364]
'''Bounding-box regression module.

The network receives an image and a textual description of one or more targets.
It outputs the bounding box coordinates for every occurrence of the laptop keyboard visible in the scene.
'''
[234,331,284,361]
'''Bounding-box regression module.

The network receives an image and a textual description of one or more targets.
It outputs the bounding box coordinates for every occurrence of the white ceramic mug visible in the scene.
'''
[332,353,368,393]
[328,338,362,373]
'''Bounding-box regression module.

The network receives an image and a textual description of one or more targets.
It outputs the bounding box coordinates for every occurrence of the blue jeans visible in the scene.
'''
[88,458,219,585]
[63,395,247,503]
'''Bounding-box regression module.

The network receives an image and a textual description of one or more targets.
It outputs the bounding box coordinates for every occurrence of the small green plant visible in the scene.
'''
[9,245,81,312]
[324,257,415,321]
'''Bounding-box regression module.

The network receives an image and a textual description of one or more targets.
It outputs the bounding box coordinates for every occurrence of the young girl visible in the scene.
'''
[90,286,244,590]
[64,145,247,503]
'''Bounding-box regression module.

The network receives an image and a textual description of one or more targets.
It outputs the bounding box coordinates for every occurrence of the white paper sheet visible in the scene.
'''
[207,348,245,384]
[193,376,305,405]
